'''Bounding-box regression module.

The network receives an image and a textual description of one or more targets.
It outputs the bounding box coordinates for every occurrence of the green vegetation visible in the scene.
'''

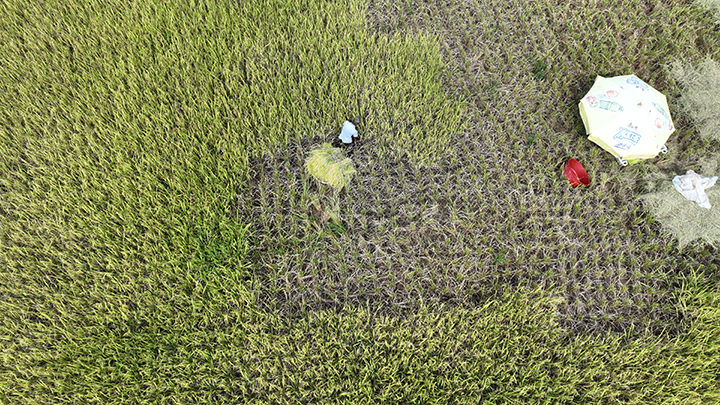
[2,0,720,402]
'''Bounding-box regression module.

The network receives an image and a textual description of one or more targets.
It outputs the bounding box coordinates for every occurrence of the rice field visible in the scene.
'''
[2,0,720,402]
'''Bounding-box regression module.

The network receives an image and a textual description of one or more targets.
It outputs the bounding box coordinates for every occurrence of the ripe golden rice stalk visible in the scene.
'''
[305,143,356,191]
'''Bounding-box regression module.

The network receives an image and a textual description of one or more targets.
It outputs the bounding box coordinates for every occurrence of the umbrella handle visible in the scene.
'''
[660,145,668,154]
[616,157,629,166]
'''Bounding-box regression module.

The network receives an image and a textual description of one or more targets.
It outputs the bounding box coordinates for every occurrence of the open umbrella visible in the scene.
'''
[579,74,674,166]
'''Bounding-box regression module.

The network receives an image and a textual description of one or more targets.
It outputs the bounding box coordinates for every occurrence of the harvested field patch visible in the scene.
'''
[239,0,720,336]
[241,130,704,335]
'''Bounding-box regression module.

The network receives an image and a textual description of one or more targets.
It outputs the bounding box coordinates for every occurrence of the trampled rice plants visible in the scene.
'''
[669,57,720,143]
[697,0,720,21]
[641,154,720,249]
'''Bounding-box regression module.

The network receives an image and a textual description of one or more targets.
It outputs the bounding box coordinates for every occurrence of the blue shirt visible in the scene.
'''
[338,121,358,144]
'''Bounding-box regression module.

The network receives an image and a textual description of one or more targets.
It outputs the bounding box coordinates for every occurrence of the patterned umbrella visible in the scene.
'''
[579,74,674,166]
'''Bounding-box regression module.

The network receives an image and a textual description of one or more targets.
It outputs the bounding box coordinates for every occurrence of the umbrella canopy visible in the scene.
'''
[579,74,674,165]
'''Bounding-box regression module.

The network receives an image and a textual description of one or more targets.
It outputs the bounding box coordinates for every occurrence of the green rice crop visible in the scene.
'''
[305,143,357,191]
[8,285,718,403]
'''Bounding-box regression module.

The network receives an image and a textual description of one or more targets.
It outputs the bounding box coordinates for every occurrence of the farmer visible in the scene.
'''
[334,117,360,156]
